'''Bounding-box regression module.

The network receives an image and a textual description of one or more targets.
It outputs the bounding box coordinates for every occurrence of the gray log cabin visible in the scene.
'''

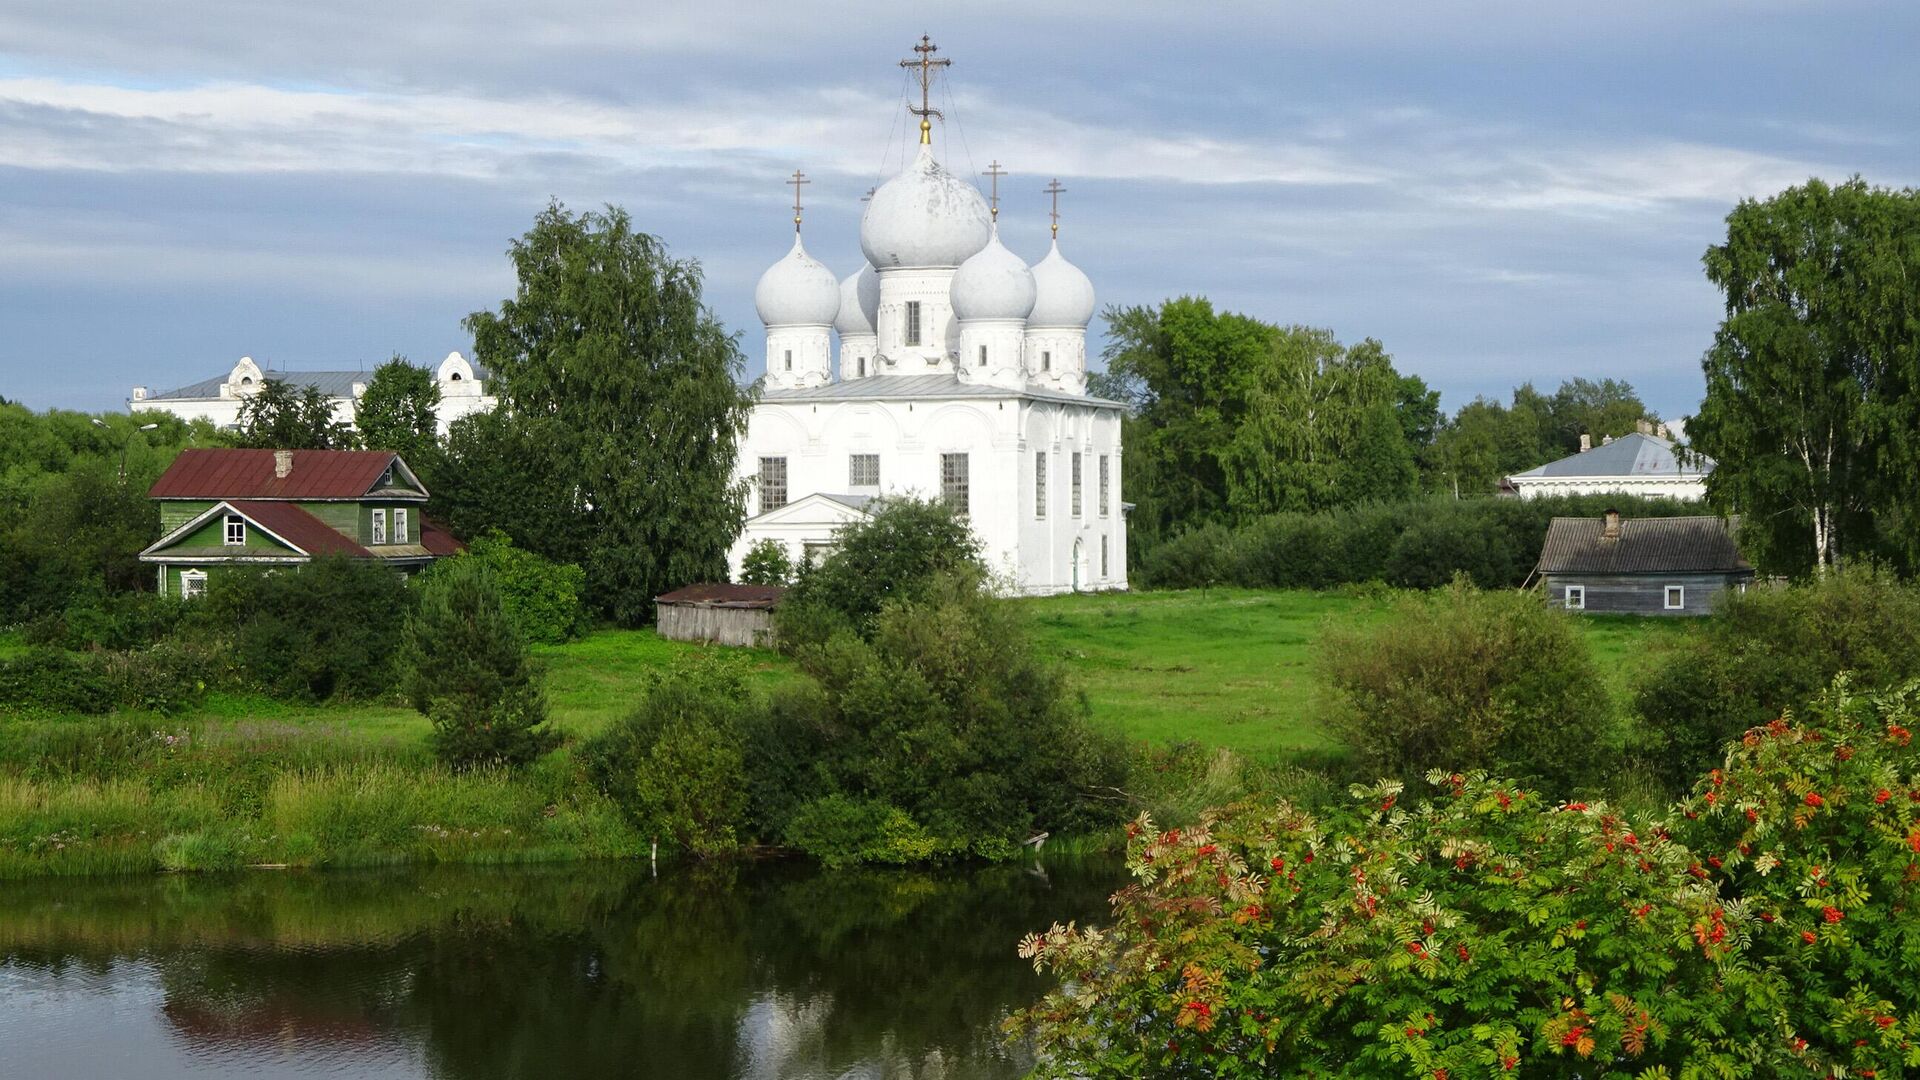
[1537,510,1754,616]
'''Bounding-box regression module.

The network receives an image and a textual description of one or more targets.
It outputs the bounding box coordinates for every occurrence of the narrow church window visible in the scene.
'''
[371,509,388,545]
[783,349,792,371]
[1101,536,1109,577]
[978,345,988,367]
[1035,452,1047,518]
[223,514,246,546]
[941,453,969,516]
[857,356,866,378]
[849,453,880,487]
[1042,350,1052,372]
[1071,453,1083,517]
[394,508,410,545]
[1099,455,1110,517]
[905,301,923,346]
[758,457,788,514]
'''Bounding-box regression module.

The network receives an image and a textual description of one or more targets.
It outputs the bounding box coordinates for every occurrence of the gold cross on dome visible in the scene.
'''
[1044,178,1066,238]
[786,170,810,232]
[982,161,1007,221]
[899,35,950,145]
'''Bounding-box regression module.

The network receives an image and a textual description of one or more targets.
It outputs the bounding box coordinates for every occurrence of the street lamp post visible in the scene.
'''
[92,417,160,483]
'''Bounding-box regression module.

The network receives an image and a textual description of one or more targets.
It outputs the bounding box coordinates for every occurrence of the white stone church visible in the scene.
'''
[727,43,1127,594]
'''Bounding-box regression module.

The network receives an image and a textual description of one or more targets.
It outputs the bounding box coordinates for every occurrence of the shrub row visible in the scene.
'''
[0,641,213,716]
[1140,493,1697,590]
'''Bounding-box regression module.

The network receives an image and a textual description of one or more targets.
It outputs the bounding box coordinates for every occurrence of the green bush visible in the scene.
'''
[1633,566,1920,789]
[425,530,588,644]
[580,658,753,856]
[779,496,984,641]
[24,591,189,651]
[0,649,113,713]
[781,794,965,868]
[1317,578,1616,793]
[400,557,557,771]
[738,537,793,586]
[0,642,208,716]
[191,555,410,701]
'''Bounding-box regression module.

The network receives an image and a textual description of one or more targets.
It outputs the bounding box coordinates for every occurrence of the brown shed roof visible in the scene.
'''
[655,583,786,609]
[150,449,420,501]
[1539,515,1752,576]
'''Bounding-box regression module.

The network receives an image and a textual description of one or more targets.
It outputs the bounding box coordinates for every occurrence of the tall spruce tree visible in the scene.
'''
[234,379,354,449]
[461,203,753,624]
[1692,177,1920,574]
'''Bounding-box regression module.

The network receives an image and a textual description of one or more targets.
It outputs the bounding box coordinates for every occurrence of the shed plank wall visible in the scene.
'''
[655,604,774,647]
[1544,572,1745,616]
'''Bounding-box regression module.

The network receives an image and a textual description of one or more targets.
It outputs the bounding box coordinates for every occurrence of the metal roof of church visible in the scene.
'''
[1512,432,1711,480]
[145,363,490,401]
[758,373,1126,410]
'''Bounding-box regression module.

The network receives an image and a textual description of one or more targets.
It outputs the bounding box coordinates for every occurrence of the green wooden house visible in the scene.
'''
[139,448,460,597]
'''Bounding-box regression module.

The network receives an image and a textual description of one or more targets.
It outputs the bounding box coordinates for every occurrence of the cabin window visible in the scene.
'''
[1035,452,1048,518]
[1042,350,1052,372]
[783,349,792,372]
[371,508,388,544]
[179,570,208,600]
[940,453,969,516]
[223,514,246,546]
[1564,585,1585,610]
[1071,453,1083,517]
[1665,585,1685,610]
[394,508,410,544]
[849,453,880,487]
[1099,455,1110,517]
[978,344,988,367]
[904,301,923,346]
[758,457,788,514]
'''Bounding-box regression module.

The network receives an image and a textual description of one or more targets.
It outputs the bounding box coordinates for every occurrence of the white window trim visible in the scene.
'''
[1665,585,1686,610]
[371,508,388,545]
[223,514,246,547]
[394,508,410,545]
[179,570,208,600]
[1564,585,1585,610]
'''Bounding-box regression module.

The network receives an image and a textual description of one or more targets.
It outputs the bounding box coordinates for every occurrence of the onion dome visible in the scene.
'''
[950,225,1036,322]
[834,263,881,336]
[1027,239,1096,327]
[859,144,993,269]
[754,235,840,326]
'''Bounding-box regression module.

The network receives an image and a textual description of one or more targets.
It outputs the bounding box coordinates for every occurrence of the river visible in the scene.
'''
[0,857,1122,1079]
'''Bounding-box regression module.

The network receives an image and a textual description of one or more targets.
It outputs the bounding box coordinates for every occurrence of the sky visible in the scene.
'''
[1,1,1914,420]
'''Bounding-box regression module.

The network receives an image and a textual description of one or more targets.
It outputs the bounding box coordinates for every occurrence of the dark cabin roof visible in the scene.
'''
[150,449,422,501]
[1539,515,1752,576]
[655,583,785,609]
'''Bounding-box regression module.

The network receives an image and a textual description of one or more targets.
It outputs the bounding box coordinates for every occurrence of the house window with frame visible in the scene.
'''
[1035,452,1047,518]
[223,514,246,546]
[849,453,880,487]
[1564,585,1585,610]
[1665,585,1686,610]
[940,453,969,516]
[1071,452,1083,517]
[371,508,388,544]
[758,457,788,515]
[393,508,410,544]
[1098,455,1110,517]
[179,570,208,600]
[904,301,923,346]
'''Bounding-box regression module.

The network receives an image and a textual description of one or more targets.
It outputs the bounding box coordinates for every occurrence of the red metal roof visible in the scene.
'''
[149,449,407,500]
[655,583,785,608]
[420,518,465,557]
[232,501,374,556]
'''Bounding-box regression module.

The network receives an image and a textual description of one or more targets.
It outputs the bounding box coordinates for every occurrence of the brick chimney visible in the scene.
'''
[1602,508,1622,540]
[274,450,294,479]
[1579,433,1592,452]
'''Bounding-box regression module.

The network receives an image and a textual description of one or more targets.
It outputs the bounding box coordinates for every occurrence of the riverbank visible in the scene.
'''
[0,589,1680,879]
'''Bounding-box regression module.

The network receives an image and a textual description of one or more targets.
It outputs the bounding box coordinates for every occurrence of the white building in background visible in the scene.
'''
[129,351,495,436]
[1506,426,1712,501]
[728,38,1127,594]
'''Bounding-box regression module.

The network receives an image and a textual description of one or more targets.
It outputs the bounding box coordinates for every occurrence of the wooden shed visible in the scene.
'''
[1537,510,1753,616]
[654,583,784,646]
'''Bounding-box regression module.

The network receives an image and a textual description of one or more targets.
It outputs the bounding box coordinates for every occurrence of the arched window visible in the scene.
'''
[241,376,254,386]
[450,372,462,381]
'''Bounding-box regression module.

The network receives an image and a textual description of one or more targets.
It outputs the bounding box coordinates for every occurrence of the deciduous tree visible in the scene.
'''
[233,379,354,450]
[355,356,440,464]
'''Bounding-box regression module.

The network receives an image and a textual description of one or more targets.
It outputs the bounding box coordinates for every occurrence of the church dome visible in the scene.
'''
[755,235,841,326]
[1027,239,1096,327]
[950,225,1035,322]
[834,263,881,336]
[859,144,993,269]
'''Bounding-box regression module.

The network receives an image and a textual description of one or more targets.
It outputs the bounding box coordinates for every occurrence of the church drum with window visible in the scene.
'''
[727,38,1127,594]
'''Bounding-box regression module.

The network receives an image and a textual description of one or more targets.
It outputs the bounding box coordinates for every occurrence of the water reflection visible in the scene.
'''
[0,858,1119,1079]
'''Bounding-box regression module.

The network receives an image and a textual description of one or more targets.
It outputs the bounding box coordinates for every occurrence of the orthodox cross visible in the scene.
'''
[861,186,876,203]
[1044,178,1066,239]
[786,169,809,232]
[982,161,1007,221]
[899,35,950,144]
